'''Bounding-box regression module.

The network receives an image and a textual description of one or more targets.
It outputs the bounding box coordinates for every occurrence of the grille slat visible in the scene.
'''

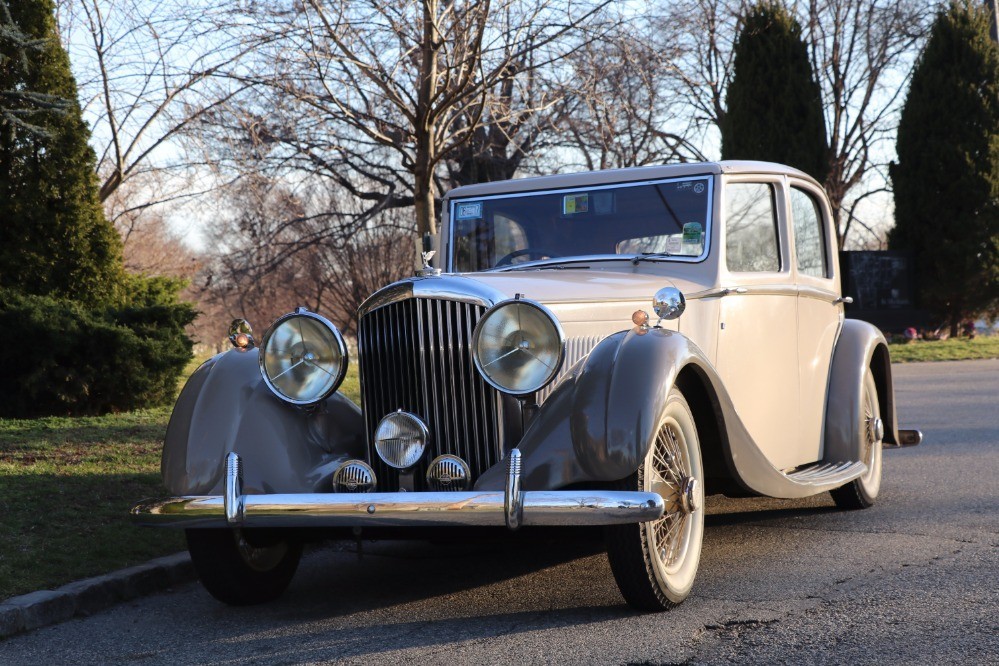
[358,297,500,491]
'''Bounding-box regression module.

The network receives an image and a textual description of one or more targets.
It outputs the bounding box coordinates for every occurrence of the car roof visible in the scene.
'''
[445,160,820,200]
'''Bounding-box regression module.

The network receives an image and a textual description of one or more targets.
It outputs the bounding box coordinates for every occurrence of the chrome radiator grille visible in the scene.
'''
[357,298,501,491]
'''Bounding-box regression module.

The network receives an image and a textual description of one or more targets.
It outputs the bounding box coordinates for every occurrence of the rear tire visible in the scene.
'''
[830,368,883,510]
[605,388,705,611]
[186,529,302,605]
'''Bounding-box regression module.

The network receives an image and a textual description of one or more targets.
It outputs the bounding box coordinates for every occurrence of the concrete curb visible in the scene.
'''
[0,552,195,640]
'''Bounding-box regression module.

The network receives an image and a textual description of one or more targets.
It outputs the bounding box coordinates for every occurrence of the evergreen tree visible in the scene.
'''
[0,0,123,305]
[720,1,828,182]
[888,1,999,335]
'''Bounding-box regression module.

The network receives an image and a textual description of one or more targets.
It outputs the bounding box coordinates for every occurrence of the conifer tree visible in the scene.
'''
[0,0,123,305]
[720,1,828,182]
[888,1,999,335]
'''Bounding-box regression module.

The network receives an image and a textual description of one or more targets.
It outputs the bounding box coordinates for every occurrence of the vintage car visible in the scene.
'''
[132,160,921,611]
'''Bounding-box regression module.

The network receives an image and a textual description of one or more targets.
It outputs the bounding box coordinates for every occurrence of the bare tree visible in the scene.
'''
[805,0,927,248]
[104,181,201,278]
[210,0,613,240]
[198,174,412,336]
[554,20,708,171]
[671,0,745,135]
[57,0,254,204]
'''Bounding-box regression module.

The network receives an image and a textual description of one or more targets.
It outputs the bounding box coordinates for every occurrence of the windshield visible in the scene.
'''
[449,175,713,272]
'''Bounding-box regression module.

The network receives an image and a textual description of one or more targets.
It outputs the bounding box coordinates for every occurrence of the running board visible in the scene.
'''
[785,460,867,486]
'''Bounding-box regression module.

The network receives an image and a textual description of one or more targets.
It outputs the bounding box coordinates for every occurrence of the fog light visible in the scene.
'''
[426,455,470,491]
[374,411,429,469]
[332,460,376,493]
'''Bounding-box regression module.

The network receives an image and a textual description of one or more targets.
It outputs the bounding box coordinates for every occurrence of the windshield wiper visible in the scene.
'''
[631,252,674,265]
[501,263,591,272]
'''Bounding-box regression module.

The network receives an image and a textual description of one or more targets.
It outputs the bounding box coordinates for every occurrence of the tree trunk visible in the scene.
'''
[413,166,437,238]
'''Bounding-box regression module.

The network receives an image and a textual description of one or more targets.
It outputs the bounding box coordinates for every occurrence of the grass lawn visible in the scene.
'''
[887,335,999,363]
[0,357,361,601]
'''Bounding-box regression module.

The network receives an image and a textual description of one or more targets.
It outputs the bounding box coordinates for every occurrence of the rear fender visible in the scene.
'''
[162,349,365,495]
[824,319,899,462]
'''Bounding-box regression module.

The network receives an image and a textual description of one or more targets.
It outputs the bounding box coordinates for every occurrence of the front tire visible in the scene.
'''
[605,388,705,611]
[186,529,302,605]
[830,368,883,510]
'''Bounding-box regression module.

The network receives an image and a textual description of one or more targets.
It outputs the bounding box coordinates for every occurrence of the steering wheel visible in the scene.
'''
[494,248,562,267]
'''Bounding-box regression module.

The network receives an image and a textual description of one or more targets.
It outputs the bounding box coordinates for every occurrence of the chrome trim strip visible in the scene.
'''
[131,490,665,529]
[798,285,848,304]
[358,275,507,318]
[505,449,524,530]
[686,284,798,300]
[224,452,244,525]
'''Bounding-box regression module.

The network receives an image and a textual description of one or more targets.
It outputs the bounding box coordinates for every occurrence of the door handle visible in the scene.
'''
[833,296,853,305]
[721,287,748,295]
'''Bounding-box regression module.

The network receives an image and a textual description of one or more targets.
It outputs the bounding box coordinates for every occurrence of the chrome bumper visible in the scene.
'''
[131,450,665,530]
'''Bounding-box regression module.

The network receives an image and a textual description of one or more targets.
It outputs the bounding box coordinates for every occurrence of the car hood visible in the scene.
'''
[360,268,710,331]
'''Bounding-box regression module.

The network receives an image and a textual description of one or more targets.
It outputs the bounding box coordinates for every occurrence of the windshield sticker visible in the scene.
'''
[682,222,703,245]
[563,193,589,215]
[666,235,683,254]
[455,201,483,220]
[676,181,693,191]
[693,181,706,194]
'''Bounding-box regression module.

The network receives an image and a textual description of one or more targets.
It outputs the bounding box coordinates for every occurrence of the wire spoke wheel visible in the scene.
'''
[606,387,704,611]
[186,528,303,606]
[831,368,883,510]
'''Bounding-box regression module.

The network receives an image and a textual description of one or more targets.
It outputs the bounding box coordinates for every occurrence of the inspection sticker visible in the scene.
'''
[563,193,589,215]
[455,201,483,220]
[682,222,703,245]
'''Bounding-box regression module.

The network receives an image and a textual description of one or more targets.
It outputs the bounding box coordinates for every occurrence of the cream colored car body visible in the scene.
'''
[443,161,847,477]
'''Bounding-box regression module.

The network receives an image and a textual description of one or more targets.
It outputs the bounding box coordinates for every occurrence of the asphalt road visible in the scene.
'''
[3,360,997,665]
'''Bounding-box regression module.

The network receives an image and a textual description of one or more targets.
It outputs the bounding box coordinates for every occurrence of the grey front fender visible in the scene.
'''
[162,349,365,496]
[475,327,711,491]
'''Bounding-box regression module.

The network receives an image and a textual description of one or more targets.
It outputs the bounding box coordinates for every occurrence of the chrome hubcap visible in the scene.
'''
[236,534,288,572]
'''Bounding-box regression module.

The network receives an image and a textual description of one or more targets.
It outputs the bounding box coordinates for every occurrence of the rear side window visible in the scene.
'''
[790,187,828,278]
[725,183,779,272]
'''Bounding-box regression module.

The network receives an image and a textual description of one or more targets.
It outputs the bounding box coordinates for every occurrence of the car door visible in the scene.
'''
[789,180,841,463]
[715,176,804,470]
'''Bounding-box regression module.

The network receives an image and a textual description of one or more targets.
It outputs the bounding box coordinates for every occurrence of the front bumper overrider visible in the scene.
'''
[131,450,665,531]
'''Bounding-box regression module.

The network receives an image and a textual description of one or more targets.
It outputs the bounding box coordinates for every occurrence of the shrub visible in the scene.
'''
[0,287,195,417]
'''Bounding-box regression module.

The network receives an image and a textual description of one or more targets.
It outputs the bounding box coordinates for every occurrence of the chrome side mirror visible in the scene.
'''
[653,287,685,322]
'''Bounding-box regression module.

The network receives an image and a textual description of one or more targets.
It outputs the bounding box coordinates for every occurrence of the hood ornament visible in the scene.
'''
[417,249,441,277]
[417,234,442,277]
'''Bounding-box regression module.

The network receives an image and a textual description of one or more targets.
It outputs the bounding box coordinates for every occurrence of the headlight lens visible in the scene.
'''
[258,308,347,405]
[472,298,565,395]
[374,411,429,469]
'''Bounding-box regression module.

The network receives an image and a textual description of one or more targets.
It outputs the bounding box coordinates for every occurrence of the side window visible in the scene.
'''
[790,187,828,278]
[725,183,779,272]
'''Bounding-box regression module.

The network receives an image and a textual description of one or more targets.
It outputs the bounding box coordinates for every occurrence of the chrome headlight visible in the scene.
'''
[471,298,565,395]
[258,308,348,405]
[374,411,429,469]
